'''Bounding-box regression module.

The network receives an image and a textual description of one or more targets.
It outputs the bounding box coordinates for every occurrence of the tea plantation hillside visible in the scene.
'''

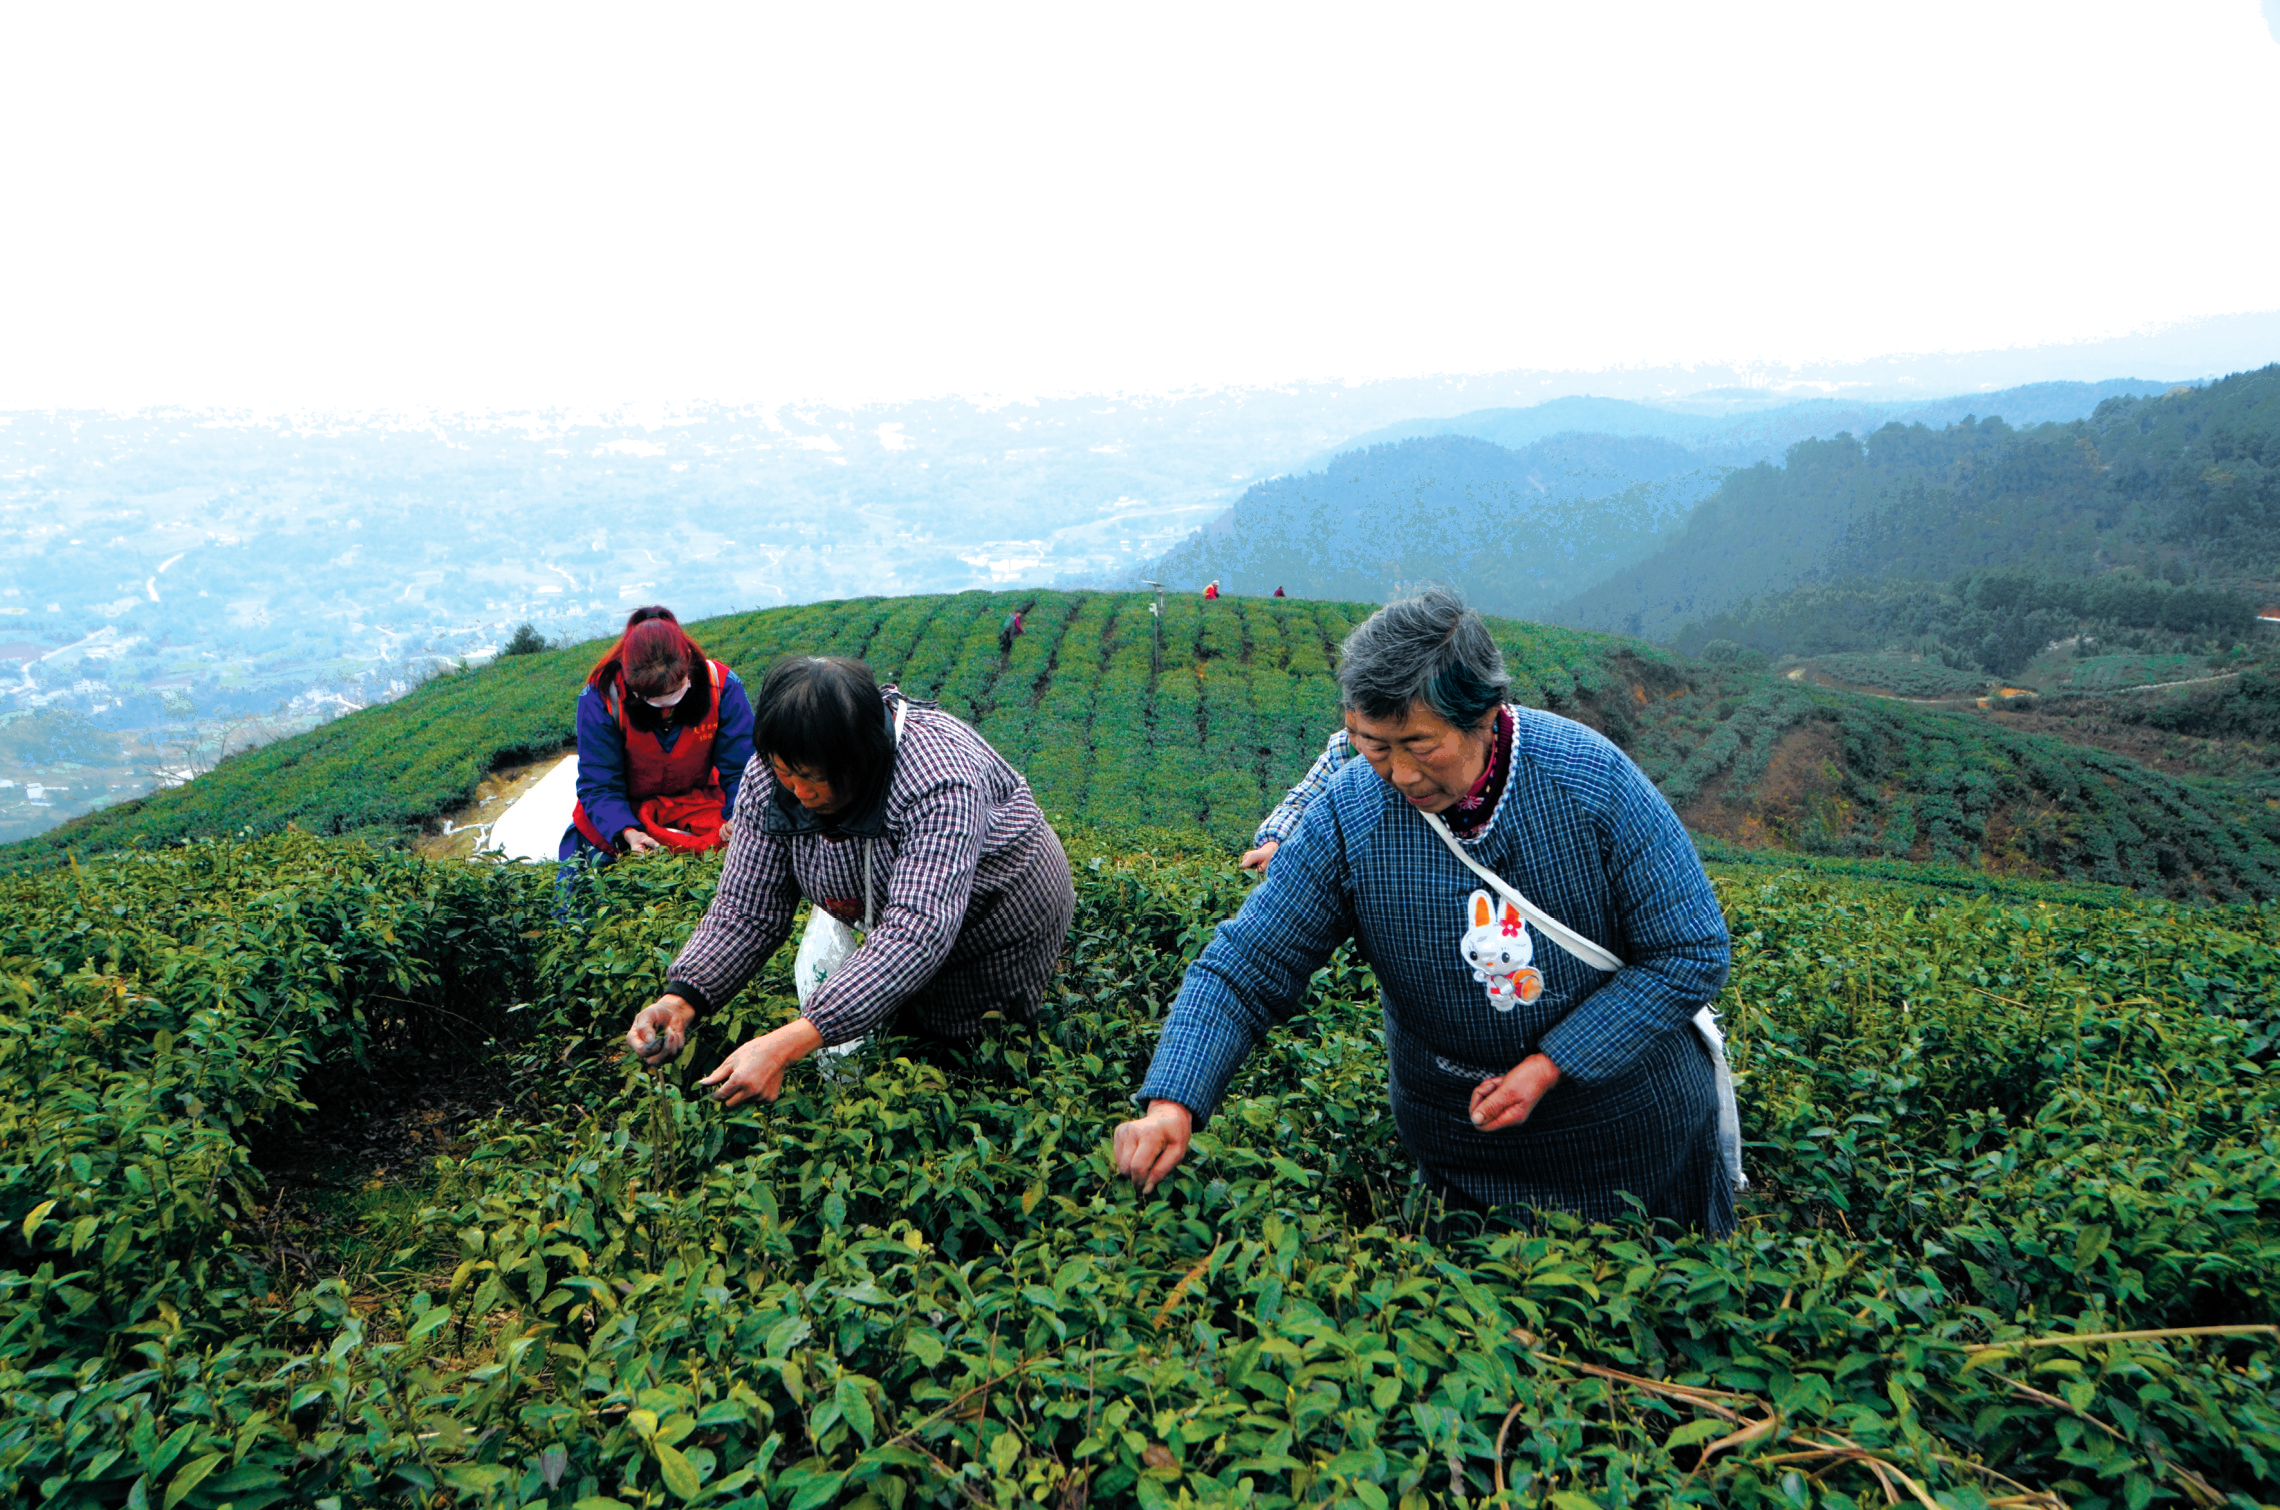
[10,591,2280,898]
[5,831,2279,1507]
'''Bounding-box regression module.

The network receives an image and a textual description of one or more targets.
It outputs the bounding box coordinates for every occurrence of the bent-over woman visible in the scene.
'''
[562,605,754,864]
[1114,588,1739,1232]
[624,656,1076,1104]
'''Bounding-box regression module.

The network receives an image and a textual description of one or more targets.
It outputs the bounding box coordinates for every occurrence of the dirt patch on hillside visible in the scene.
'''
[1680,720,1849,850]
[1986,710,2279,785]
[1554,651,1703,749]
[417,748,574,859]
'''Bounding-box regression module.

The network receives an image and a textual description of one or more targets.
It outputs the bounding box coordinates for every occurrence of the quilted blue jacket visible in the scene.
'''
[1139,705,1734,1229]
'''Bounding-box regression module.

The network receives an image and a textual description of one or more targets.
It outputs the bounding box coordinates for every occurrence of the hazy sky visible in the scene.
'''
[4,2,2278,411]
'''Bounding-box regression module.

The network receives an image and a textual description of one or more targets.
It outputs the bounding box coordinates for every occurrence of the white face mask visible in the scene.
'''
[640,679,691,709]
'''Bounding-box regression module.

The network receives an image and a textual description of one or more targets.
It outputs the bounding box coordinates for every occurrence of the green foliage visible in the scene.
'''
[4,836,2280,1507]
[1799,654,1988,699]
[12,591,2279,900]
[0,835,540,1369]
[0,709,109,766]
[0,594,1618,867]
[1563,363,2280,642]
[2065,666,2280,743]
[1641,678,2280,900]
[1674,570,2257,678]
[501,624,550,658]
[1150,435,1713,615]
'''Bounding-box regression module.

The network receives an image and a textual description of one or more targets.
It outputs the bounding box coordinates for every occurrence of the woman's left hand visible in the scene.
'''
[1470,1053,1563,1132]
[699,1017,825,1107]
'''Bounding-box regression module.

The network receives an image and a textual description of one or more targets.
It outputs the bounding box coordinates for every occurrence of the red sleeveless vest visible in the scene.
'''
[571,659,728,852]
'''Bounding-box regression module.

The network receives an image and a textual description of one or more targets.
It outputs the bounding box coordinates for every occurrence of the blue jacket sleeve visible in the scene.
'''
[713,670,756,820]
[574,687,641,844]
[1254,729,1354,847]
[1533,750,1731,1086]
[1138,791,1358,1128]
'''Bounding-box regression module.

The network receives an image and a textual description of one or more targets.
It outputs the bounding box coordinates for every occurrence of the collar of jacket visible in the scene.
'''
[758,691,929,841]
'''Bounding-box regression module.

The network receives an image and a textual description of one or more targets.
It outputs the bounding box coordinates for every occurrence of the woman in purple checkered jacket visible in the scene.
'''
[621,655,1076,1106]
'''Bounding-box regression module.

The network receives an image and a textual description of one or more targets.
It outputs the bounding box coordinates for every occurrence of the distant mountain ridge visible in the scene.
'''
[1146,433,1719,615]
[1144,377,2177,615]
[1551,364,2280,642]
[1307,378,2174,471]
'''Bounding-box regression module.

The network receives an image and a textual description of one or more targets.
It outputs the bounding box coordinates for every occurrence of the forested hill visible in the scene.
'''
[1146,434,1717,614]
[10,589,2280,899]
[1553,363,2280,642]
[1145,377,2175,614]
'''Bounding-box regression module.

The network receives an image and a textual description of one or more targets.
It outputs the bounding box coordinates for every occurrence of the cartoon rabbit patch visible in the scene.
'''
[1461,888,1543,1011]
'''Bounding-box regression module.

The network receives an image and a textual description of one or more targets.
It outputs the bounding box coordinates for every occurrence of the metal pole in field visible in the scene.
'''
[1140,580,1166,675]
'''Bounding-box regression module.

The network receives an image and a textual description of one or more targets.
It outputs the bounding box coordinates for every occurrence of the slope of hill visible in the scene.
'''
[1149,378,2180,614]
[1144,434,1717,612]
[12,589,2280,899]
[1672,571,2262,676]
[1554,363,2280,643]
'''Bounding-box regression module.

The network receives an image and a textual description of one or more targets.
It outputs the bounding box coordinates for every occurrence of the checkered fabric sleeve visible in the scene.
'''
[793,763,991,1044]
[662,762,804,1011]
[1254,729,1355,847]
[667,706,1075,1047]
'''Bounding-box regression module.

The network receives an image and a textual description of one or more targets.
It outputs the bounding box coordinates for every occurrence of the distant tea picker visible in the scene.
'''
[561,606,755,870]
[1115,587,1744,1233]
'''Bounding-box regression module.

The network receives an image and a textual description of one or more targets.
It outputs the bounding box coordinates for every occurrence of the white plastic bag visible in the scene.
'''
[796,903,866,1084]
[793,903,859,1008]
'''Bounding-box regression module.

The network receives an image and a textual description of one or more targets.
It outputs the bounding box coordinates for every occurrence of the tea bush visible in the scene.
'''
[4,835,2280,1508]
[16,590,2280,900]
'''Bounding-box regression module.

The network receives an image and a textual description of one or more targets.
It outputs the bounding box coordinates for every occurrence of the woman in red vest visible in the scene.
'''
[559,606,755,869]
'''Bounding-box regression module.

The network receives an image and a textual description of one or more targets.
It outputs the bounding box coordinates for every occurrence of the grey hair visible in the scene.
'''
[1337,586,1510,728]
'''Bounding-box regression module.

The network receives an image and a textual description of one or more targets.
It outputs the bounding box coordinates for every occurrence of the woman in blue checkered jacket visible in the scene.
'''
[1115,589,1738,1232]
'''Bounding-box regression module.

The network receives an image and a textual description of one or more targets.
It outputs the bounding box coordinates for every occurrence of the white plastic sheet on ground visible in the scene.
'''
[482,754,579,862]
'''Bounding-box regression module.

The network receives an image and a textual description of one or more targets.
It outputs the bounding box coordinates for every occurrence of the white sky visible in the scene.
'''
[3,2,2278,411]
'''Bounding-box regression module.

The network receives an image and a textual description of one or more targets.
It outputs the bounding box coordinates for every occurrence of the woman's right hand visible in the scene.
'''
[621,827,662,854]
[1112,1100,1194,1193]
[700,1017,825,1107]
[627,995,697,1065]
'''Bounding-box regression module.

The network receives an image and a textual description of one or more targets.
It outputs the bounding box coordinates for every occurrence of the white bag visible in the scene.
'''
[1419,808,1747,1192]
[793,903,861,1007]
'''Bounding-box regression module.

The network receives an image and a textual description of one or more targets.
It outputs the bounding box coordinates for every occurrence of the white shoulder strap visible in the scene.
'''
[861,700,910,932]
[1419,808,1624,973]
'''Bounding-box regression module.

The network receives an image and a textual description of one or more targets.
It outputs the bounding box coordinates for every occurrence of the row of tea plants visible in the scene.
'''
[16,591,2280,900]
[4,831,2279,1507]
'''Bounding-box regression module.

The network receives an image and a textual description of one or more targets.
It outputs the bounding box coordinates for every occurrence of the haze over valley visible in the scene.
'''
[11,321,2280,844]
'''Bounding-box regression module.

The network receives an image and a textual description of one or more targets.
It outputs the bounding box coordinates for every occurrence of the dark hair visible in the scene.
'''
[588,605,705,699]
[1336,586,1510,728]
[753,656,896,802]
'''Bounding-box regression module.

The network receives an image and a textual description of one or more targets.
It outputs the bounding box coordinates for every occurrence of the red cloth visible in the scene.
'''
[572,659,729,852]
[1203,583,1220,600]
[1448,708,1514,838]
[635,786,731,852]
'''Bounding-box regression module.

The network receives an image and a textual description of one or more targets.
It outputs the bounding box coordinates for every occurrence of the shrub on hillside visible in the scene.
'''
[5,838,2280,1507]
[500,622,548,657]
